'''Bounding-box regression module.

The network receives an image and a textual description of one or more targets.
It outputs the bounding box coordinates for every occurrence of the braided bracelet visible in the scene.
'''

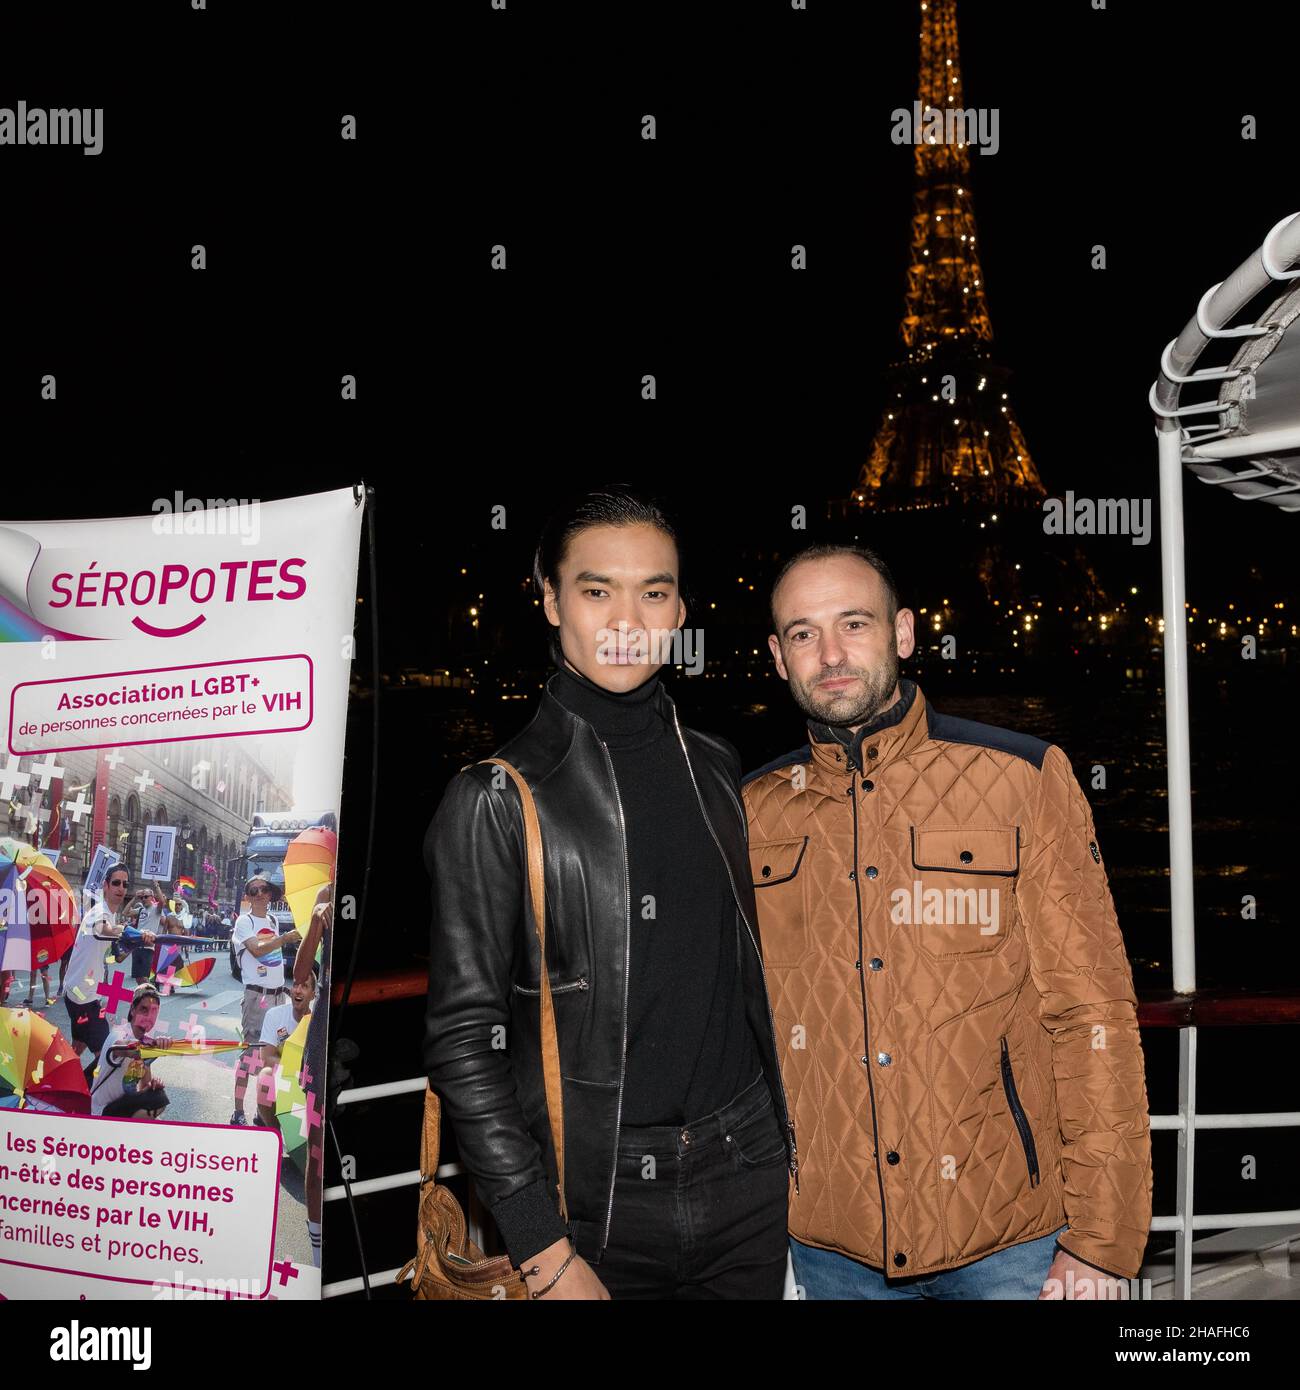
[529,1247,578,1299]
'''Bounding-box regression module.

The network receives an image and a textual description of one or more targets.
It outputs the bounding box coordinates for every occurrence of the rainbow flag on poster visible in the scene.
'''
[175,876,196,895]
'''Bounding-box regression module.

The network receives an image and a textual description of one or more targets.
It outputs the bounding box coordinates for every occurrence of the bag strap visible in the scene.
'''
[475,757,568,1224]
[420,1080,443,1178]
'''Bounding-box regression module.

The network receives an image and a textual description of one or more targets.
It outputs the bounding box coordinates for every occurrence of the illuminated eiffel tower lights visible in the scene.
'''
[852,0,1045,512]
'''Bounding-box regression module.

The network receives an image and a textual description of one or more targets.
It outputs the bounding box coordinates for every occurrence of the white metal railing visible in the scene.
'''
[1147,209,1300,1299]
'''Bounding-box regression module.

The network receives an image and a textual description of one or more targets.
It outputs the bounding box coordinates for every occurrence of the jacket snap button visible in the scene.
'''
[894,1252,907,1267]
[865,865,878,879]
[868,957,883,971]
[681,1129,692,1146]
[861,779,874,792]
[867,746,879,759]
[959,850,973,864]
[761,865,772,877]
[848,870,856,881]
[886,1151,900,1165]
[877,1052,892,1066]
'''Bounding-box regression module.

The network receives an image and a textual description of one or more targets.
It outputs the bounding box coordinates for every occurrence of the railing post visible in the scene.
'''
[1174,1025,1197,1300]
[1157,424,1197,995]
[1158,414,1200,1300]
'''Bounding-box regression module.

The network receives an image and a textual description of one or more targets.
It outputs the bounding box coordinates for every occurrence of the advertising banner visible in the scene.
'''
[0,488,364,1300]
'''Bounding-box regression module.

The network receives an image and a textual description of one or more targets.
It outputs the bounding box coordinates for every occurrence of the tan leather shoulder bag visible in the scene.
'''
[397,758,568,1299]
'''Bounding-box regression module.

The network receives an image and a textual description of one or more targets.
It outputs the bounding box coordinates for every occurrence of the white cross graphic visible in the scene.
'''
[30,754,66,790]
[0,755,30,800]
[103,749,126,770]
[64,792,93,823]
[132,769,156,795]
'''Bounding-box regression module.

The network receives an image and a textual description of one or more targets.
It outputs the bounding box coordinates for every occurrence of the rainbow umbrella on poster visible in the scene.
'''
[112,1036,245,1062]
[274,1013,314,1171]
[283,828,336,937]
[0,840,79,970]
[154,946,215,991]
[0,1006,90,1113]
[22,857,79,968]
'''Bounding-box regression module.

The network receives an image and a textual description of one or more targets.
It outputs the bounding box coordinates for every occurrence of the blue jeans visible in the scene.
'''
[790,1224,1066,1300]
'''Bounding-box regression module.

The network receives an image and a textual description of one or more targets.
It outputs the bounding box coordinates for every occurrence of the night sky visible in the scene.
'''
[6,2,1293,640]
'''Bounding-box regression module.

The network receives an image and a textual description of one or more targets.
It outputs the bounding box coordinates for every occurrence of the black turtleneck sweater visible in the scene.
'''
[549,663,762,1127]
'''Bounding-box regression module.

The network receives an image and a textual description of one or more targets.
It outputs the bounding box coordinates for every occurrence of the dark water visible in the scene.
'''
[324,667,1300,1289]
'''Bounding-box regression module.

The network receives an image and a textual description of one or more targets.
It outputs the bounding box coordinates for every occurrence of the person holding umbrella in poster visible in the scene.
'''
[229,874,300,1126]
[129,882,186,983]
[90,983,175,1119]
[64,867,156,1087]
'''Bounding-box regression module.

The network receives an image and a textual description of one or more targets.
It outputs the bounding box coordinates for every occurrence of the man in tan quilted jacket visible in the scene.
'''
[742,543,1153,1299]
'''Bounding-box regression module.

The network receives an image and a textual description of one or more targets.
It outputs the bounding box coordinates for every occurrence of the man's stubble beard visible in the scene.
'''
[786,643,900,729]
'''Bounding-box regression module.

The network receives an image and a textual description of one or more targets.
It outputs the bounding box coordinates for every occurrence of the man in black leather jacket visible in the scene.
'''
[423,487,797,1299]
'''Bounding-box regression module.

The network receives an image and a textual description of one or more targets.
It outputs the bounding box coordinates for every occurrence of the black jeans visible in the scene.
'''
[576,1071,789,1299]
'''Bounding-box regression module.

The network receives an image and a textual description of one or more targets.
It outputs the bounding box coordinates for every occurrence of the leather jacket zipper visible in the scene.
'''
[597,737,632,1251]
[999,1036,1040,1187]
[513,975,589,996]
[850,772,892,1268]
[669,703,799,1192]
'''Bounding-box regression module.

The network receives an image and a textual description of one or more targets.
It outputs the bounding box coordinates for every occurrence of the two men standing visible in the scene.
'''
[424,490,1152,1299]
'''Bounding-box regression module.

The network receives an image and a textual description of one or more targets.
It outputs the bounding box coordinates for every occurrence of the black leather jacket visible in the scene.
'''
[423,670,797,1265]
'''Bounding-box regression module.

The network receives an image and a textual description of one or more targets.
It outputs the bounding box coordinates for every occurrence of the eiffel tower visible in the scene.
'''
[847,0,1045,514]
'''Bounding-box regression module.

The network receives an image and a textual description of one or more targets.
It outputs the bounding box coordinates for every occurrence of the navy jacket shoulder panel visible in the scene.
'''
[741,744,813,788]
[925,704,1049,771]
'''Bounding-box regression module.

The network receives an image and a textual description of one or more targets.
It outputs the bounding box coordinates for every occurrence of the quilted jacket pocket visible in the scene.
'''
[749,836,809,968]
[903,825,1019,959]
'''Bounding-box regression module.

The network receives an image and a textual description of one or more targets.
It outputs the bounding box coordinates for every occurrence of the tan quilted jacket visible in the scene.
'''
[742,681,1152,1281]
